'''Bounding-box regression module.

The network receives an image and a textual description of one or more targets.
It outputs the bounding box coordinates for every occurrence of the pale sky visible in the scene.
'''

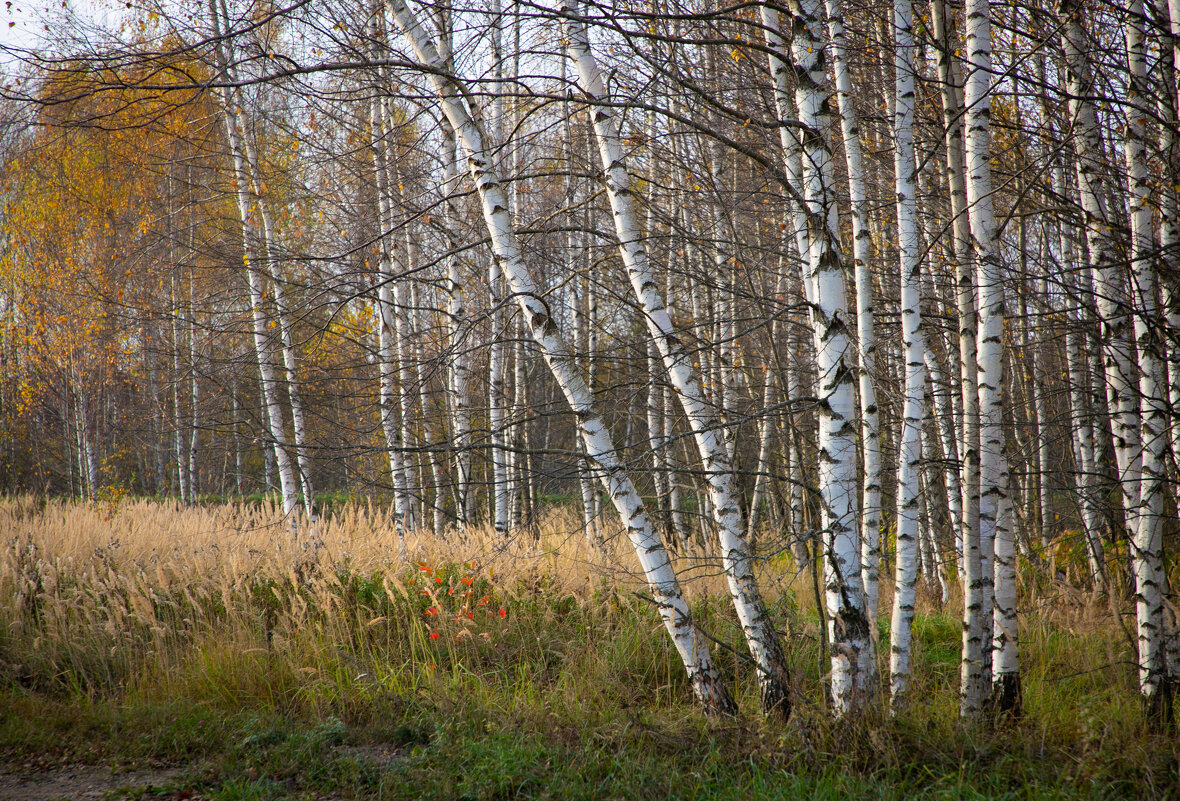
[1,0,128,68]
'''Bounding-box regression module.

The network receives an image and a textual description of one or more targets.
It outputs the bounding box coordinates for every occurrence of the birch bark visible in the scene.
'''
[888,0,927,709]
[559,1,790,716]
[933,0,987,717]
[964,0,1017,714]
[368,42,414,533]
[1123,0,1172,724]
[780,0,875,713]
[387,0,735,714]
[208,0,299,522]
[824,0,882,626]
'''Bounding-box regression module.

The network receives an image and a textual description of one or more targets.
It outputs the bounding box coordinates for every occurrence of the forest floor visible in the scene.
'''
[0,497,1177,800]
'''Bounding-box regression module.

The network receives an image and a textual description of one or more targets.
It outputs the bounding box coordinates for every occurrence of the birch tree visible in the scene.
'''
[385,0,736,714]
[558,0,790,717]
[888,0,927,709]
[207,0,301,525]
[964,0,1018,714]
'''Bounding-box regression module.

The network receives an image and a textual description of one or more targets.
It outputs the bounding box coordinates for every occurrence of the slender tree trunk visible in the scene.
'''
[232,67,315,525]
[171,274,189,504]
[1123,0,1173,725]
[780,0,875,714]
[368,48,413,535]
[187,272,200,499]
[1161,0,1180,483]
[933,0,987,717]
[387,0,736,714]
[208,0,299,521]
[889,0,927,710]
[964,0,1018,715]
[560,2,790,717]
[824,0,882,627]
[486,0,510,536]
[436,1,473,528]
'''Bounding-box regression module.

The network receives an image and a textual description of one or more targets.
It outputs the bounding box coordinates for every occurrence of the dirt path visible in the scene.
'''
[0,764,182,801]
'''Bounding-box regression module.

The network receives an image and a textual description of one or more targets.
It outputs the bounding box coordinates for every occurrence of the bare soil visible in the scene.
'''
[0,764,182,801]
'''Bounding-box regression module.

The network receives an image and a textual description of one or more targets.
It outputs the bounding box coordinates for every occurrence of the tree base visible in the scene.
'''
[761,674,791,723]
[1144,677,1174,733]
[695,674,738,718]
[991,672,1022,720]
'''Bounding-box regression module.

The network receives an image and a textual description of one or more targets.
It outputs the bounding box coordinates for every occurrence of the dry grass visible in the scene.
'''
[0,496,1175,800]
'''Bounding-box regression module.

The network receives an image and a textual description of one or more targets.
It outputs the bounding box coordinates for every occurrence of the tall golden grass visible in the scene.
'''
[0,495,1140,724]
[0,496,752,698]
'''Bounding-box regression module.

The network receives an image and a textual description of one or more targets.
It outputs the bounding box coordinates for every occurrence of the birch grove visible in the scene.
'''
[2,0,1180,728]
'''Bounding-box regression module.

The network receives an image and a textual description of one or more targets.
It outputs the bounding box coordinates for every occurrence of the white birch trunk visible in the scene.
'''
[170,275,189,503]
[964,0,1017,714]
[647,341,673,540]
[924,345,964,569]
[933,0,987,717]
[486,0,510,536]
[1059,0,1142,553]
[208,0,299,521]
[922,393,952,604]
[388,0,736,714]
[559,2,790,715]
[435,1,473,527]
[888,0,927,709]
[1124,0,1172,723]
[368,57,414,535]
[1163,0,1180,481]
[394,227,421,529]
[824,0,882,627]
[187,274,199,498]
[223,21,316,525]
[747,364,777,539]
[782,0,875,714]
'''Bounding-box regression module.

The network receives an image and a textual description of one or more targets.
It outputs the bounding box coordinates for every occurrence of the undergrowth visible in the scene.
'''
[0,497,1175,799]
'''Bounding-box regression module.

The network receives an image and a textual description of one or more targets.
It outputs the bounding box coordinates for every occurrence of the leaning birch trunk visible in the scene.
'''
[386,0,735,714]
[218,7,316,524]
[933,0,986,717]
[888,0,927,710]
[780,0,875,714]
[964,0,1018,715]
[255,197,315,523]
[824,0,882,626]
[1123,0,1173,725]
[558,1,790,717]
[208,0,299,521]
